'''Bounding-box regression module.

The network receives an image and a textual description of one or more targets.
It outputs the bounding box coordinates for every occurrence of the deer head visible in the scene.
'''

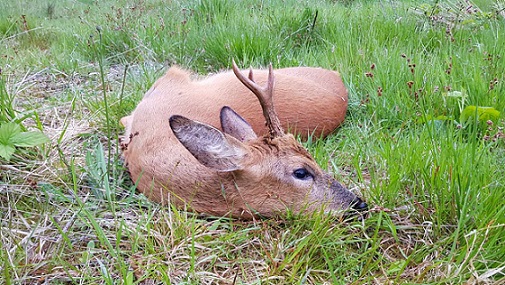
[168,61,367,218]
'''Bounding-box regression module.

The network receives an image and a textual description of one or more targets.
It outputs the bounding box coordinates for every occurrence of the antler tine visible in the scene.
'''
[232,60,284,138]
[248,68,254,81]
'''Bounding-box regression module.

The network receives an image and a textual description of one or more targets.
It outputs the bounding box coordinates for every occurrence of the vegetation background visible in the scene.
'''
[1,0,504,284]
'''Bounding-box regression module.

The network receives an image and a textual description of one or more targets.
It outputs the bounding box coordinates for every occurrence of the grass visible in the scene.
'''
[1,0,504,283]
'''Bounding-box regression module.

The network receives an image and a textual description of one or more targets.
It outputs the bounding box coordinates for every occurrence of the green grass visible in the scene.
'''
[1,0,505,284]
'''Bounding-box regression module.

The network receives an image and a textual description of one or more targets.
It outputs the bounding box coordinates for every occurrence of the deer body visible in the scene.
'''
[121,63,366,219]
[121,66,347,141]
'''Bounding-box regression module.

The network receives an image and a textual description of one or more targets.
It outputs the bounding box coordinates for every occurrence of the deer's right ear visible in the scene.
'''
[220,106,257,142]
[170,115,249,172]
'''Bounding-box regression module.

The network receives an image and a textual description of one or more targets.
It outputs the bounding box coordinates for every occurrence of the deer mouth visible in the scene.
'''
[351,197,368,211]
[342,197,368,221]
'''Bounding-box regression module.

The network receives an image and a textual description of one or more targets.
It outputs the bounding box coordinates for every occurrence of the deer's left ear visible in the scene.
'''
[220,106,257,142]
[170,115,250,172]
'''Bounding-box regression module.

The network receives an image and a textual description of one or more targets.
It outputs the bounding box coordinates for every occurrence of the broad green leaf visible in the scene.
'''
[417,114,451,124]
[11,131,50,147]
[0,143,16,161]
[435,115,450,121]
[0,122,22,144]
[460,106,501,126]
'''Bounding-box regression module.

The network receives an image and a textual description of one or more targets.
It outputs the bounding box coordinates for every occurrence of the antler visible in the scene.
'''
[232,59,284,138]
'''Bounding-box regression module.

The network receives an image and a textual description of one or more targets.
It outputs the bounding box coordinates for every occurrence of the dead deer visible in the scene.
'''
[120,61,367,219]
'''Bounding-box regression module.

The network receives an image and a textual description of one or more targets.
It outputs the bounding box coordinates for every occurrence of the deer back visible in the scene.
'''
[121,65,347,142]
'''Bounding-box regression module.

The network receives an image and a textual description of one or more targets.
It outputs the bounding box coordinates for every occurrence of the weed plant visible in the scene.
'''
[1,0,504,284]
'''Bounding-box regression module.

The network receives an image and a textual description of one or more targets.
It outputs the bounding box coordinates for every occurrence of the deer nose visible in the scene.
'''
[351,197,368,211]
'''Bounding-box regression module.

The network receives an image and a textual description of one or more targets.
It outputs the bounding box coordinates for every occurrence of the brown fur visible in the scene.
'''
[121,65,361,219]
[121,65,348,140]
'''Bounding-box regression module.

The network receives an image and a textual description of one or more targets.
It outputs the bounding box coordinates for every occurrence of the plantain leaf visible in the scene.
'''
[460,106,500,127]
[11,131,50,147]
[417,114,451,124]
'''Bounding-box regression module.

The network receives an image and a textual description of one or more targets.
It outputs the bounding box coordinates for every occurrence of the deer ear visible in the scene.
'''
[170,115,249,172]
[220,106,257,142]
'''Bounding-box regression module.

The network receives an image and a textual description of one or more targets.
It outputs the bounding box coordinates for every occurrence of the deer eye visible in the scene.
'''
[293,168,313,180]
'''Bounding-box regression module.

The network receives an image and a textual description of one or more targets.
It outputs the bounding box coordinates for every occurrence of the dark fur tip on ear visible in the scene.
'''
[221,106,233,113]
[220,106,233,114]
[169,115,188,130]
[220,106,257,142]
[220,106,242,121]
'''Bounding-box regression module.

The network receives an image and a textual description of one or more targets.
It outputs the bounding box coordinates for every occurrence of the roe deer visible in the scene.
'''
[120,61,367,219]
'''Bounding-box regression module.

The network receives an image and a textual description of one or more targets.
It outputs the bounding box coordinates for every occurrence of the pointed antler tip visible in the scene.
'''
[231,59,241,76]
[248,67,254,80]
